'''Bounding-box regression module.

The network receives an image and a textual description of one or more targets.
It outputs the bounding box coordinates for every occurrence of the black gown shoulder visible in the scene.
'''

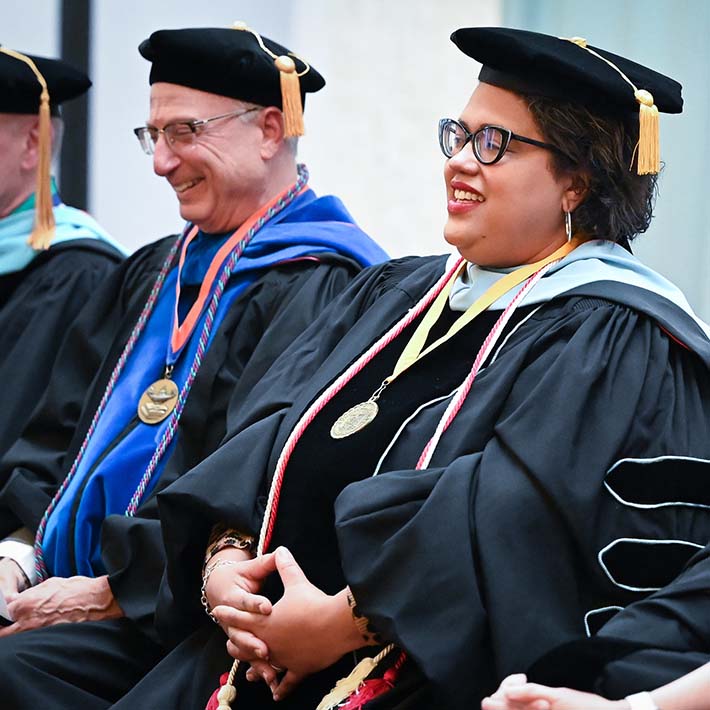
[0,233,183,535]
[0,238,124,461]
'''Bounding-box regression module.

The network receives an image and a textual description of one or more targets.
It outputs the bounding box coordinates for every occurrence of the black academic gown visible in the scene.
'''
[0,234,365,709]
[0,239,123,461]
[521,539,710,698]
[113,255,710,710]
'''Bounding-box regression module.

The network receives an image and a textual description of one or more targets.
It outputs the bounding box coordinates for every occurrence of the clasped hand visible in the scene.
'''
[207,546,362,701]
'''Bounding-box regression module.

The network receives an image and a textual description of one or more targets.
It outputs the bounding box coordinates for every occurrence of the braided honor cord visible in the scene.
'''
[34,165,309,581]
[416,262,554,469]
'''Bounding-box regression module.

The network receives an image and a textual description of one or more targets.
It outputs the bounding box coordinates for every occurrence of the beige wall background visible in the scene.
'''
[289,2,502,258]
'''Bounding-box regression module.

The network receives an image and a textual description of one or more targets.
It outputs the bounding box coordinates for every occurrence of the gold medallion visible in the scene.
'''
[138,378,179,424]
[330,400,379,439]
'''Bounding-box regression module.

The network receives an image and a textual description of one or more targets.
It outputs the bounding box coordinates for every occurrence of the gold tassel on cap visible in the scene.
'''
[635,89,660,175]
[231,20,308,138]
[31,83,54,249]
[562,37,662,175]
[274,54,304,137]
[0,47,55,249]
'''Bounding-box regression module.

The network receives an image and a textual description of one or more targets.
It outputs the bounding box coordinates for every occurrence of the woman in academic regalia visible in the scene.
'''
[113,27,710,710]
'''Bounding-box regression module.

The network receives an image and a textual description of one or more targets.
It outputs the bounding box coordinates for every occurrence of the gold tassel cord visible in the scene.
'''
[0,47,55,249]
[31,86,54,249]
[316,644,396,710]
[216,658,240,709]
[216,682,237,709]
[560,37,661,175]
[231,21,312,79]
[231,21,307,137]
[635,89,660,175]
[275,55,304,137]
[315,656,380,710]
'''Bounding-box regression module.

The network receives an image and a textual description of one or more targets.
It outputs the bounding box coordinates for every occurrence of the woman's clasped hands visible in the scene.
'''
[206,546,365,701]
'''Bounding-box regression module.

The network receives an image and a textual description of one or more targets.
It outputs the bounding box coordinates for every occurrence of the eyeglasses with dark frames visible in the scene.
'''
[133,107,260,155]
[438,118,569,165]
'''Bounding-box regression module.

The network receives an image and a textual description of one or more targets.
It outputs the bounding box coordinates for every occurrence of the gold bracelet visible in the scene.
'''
[207,523,233,546]
[201,559,241,623]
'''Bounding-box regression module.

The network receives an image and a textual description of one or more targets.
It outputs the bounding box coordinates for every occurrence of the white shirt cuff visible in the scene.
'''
[0,538,37,586]
[625,692,660,710]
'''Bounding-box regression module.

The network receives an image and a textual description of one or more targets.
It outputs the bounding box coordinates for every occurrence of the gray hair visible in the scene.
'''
[238,101,299,156]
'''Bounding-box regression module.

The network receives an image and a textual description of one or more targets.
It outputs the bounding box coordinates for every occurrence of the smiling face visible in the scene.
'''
[443,82,584,267]
[148,83,271,233]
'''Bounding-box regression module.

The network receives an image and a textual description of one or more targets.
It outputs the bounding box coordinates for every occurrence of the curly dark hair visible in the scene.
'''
[525,95,658,244]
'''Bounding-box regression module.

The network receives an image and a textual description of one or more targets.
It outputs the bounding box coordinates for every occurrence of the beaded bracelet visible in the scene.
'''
[201,559,242,623]
[207,523,236,546]
[346,587,382,645]
[203,529,255,574]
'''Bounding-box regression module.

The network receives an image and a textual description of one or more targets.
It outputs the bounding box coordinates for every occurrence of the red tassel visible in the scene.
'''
[338,664,401,710]
[338,677,392,709]
[205,673,230,710]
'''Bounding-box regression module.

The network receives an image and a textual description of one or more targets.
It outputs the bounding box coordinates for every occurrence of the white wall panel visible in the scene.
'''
[2,0,60,55]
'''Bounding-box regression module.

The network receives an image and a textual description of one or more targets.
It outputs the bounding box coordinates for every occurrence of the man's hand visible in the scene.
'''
[214,547,364,701]
[0,557,29,601]
[0,574,123,637]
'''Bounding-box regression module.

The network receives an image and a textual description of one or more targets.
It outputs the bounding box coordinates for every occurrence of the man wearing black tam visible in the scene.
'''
[0,49,125,466]
[0,24,386,708]
[109,27,710,710]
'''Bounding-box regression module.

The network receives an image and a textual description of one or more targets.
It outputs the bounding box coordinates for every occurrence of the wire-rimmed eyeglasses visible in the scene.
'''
[133,107,260,155]
[438,118,569,165]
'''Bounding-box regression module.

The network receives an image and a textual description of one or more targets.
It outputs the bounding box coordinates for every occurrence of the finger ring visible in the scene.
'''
[269,664,286,673]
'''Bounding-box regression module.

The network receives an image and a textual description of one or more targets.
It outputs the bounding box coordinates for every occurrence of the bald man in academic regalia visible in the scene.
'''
[0,26,386,708]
